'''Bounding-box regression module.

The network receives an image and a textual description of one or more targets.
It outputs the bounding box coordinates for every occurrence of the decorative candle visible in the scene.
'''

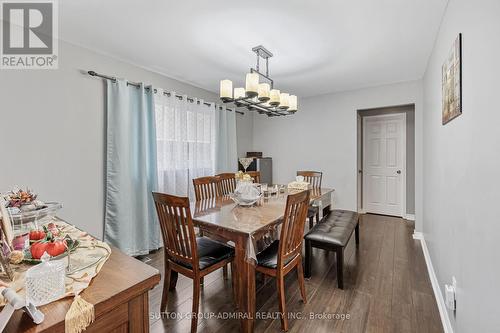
[245,73,259,97]
[258,83,270,101]
[288,95,297,111]
[220,79,233,101]
[269,89,280,106]
[234,87,246,99]
[279,93,290,109]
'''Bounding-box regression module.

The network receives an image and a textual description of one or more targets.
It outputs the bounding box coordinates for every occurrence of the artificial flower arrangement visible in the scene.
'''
[234,171,253,182]
[3,188,46,211]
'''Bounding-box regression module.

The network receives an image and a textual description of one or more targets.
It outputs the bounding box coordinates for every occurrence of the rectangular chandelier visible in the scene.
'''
[219,45,298,117]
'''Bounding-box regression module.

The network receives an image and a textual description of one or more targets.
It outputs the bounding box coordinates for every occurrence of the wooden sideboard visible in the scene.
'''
[4,246,160,333]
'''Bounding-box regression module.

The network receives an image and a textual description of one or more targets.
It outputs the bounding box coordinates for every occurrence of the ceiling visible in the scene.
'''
[60,0,448,97]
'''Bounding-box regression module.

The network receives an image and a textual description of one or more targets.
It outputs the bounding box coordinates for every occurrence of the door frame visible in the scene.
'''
[361,113,406,217]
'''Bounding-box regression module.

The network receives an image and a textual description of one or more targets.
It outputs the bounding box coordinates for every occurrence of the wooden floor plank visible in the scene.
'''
[365,218,395,333]
[391,219,416,333]
[146,214,443,333]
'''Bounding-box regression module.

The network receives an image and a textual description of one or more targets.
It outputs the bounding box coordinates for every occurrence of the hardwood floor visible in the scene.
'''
[141,214,443,333]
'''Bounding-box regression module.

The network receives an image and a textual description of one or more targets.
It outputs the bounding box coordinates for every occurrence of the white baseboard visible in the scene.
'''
[404,214,416,221]
[412,231,423,240]
[416,234,454,333]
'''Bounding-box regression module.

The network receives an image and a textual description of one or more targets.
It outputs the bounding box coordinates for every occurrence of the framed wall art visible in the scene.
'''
[442,33,462,125]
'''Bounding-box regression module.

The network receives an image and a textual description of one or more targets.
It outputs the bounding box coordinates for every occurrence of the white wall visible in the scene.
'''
[0,40,251,239]
[252,80,424,230]
[422,0,500,331]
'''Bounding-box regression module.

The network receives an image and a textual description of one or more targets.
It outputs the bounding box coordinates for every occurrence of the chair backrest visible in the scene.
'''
[296,171,322,188]
[246,171,261,183]
[152,192,198,270]
[193,176,221,201]
[278,190,311,267]
[216,173,237,195]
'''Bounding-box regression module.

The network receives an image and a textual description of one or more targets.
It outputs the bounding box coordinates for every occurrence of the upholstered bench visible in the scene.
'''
[304,210,359,289]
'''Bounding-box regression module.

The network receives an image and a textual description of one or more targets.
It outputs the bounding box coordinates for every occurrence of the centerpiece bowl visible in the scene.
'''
[230,193,262,206]
[230,181,261,206]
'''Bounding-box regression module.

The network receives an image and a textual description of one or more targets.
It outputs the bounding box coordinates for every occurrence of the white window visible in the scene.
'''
[155,91,215,199]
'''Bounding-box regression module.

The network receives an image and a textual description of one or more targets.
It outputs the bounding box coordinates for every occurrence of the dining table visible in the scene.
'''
[169,187,334,333]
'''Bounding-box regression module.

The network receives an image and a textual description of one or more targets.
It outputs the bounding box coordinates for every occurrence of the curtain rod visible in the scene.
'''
[87,70,244,115]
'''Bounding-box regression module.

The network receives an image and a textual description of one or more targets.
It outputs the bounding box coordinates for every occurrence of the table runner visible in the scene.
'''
[0,218,111,332]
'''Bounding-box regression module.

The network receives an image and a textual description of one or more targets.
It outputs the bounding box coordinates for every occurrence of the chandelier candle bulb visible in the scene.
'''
[245,72,259,97]
[258,83,270,101]
[269,89,281,106]
[279,93,290,109]
[288,95,298,111]
[234,87,246,99]
[220,79,233,101]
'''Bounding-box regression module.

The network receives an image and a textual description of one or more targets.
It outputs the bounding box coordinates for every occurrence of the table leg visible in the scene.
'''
[322,204,331,218]
[321,191,333,218]
[235,235,256,333]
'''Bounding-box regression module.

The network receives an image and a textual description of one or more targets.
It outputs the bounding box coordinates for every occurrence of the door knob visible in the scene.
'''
[396,170,401,174]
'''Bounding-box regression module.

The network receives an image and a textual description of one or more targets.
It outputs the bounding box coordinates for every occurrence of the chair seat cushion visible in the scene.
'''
[256,240,294,269]
[307,206,319,218]
[304,210,358,247]
[175,237,234,270]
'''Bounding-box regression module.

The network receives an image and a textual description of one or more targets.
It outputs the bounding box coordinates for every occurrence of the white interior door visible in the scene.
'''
[362,114,405,216]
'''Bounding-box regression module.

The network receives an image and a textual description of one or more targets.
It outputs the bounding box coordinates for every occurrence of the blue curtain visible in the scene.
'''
[215,105,238,173]
[104,79,161,256]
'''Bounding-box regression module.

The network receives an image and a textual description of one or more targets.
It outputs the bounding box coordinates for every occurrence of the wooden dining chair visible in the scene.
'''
[246,171,261,183]
[255,190,311,332]
[297,171,323,229]
[192,176,221,201]
[215,173,237,195]
[192,175,229,278]
[152,192,235,333]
